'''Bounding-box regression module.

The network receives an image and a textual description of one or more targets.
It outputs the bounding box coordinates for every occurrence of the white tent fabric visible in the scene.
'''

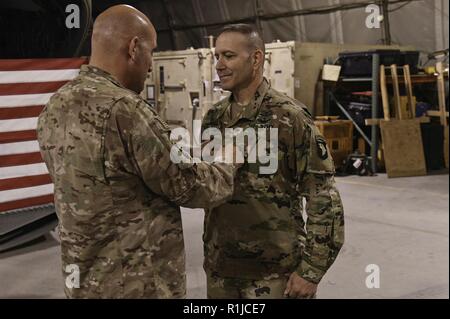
[134,0,448,54]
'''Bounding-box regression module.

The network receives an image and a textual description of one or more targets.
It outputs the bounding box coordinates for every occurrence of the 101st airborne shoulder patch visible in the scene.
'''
[306,127,335,175]
[316,137,329,160]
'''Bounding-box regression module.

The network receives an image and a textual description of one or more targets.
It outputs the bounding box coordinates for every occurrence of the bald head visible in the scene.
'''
[90,5,157,93]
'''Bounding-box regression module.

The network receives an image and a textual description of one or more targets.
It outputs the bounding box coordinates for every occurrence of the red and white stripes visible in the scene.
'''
[0,58,87,213]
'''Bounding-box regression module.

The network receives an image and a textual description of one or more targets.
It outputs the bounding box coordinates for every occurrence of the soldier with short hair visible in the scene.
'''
[202,24,345,299]
[37,5,238,298]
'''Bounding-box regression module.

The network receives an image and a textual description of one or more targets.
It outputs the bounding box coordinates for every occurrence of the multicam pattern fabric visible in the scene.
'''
[207,272,305,299]
[202,79,345,287]
[37,65,235,298]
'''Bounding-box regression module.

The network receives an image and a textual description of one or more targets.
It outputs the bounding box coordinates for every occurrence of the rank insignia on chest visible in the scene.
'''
[255,123,272,129]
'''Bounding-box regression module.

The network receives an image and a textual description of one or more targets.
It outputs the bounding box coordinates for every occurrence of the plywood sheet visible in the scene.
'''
[380,120,427,177]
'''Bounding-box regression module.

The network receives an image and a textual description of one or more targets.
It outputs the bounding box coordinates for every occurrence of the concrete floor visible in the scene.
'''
[0,173,448,299]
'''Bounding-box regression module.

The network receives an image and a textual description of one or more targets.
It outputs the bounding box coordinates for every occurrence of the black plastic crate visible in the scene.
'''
[401,51,420,74]
[337,50,419,77]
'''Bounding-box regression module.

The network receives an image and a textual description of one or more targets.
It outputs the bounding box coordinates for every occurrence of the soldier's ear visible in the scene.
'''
[128,36,139,61]
[253,49,264,70]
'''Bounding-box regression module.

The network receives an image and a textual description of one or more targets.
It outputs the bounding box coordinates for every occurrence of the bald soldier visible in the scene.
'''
[37,5,238,298]
[202,24,345,298]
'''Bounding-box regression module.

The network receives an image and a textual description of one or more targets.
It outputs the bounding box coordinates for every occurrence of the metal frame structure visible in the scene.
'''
[326,53,380,173]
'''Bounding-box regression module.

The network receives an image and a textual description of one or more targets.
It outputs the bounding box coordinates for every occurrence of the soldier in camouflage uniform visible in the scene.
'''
[37,5,238,298]
[202,24,345,299]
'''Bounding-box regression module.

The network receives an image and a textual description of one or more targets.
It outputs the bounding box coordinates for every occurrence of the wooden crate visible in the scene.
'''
[314,120,354,167]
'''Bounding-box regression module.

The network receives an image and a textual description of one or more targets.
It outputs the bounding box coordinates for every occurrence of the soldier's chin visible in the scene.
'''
[132,82,145,94]
[219,78,233,90]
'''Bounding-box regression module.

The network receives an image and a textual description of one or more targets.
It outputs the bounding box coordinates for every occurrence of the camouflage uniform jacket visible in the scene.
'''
[202,78,344,284]
[37,65,235,298]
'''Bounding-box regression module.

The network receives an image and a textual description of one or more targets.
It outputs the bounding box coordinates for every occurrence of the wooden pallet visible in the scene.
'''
[380,64,416,120]
[315,119,353,168]
[436,62,449,169]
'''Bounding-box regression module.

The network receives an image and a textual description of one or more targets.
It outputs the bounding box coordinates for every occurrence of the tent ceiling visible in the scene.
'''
[0,0,448,58]
[126,0,448,54]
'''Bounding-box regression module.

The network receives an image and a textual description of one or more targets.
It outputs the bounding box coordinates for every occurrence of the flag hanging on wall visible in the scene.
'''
[0,58,88,213]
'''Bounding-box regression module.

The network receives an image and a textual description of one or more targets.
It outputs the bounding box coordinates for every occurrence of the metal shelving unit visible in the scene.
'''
[325,53,380,173]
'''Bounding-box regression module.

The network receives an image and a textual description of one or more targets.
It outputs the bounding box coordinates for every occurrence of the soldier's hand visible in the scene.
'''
[284,272,317,299]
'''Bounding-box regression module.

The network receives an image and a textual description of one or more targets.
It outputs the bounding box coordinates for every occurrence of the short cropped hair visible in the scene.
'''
[219,24,265,55]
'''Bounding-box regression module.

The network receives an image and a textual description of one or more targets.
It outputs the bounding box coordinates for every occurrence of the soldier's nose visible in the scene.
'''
[216,58,225,70]
[216,63,224,71]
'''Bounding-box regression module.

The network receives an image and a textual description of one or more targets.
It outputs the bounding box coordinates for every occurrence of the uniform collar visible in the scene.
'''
[79,65,123,88]
[222,78,270,126]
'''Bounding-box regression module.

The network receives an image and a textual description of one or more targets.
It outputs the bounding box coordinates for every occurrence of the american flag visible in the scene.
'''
[0,58,87,214]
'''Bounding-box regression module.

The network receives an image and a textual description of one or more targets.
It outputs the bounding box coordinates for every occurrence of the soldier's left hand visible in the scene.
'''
[284,272,317,299]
